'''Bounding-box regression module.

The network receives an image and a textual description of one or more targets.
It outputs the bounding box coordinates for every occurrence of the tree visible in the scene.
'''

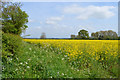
[40,32,46,39]
[78,29,89,39]
[91,30,118,40]
[107,30,118,39]
[71,35,75,39]
[1,2,28,35]
[118,36,120,40]
[91,32,98,39]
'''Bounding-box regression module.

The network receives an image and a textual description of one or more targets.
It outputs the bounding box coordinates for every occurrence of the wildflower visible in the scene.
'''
[62,73,64,76]
[27,66,30,68]
[10,58,12,61]
[77,69,79,71]
[64,55,67,57]
[16,57,19,60]
[20,62,23,65]
[57,72,59,74]
[28,58,31,61]
[25,62,28,64]
[15,68,18,71]
[29,48,32,50]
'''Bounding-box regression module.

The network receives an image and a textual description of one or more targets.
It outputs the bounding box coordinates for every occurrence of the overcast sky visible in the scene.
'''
[21,2,118,38]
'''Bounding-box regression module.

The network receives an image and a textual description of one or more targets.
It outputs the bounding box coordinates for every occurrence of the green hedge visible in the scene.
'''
[2,32,23,58]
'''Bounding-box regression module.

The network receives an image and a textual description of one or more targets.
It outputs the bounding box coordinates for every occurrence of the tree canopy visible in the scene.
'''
[91,30,118,40]
[1,2,28,35]
[40,32,46,39]
[78,29,89,39]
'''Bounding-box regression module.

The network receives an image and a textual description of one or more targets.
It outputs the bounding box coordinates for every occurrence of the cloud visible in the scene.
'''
[47,16,64,21]
[46,16,64,25]
[63,5,115,20]
[46,20,56,25]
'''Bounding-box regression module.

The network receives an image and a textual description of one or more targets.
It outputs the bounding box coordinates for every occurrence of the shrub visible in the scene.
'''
[2,32,23,58]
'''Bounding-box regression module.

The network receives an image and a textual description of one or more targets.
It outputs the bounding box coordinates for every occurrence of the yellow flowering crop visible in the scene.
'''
[23,39,119,64]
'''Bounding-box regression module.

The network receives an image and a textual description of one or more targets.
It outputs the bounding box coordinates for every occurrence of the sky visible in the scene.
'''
[21,2,118,38]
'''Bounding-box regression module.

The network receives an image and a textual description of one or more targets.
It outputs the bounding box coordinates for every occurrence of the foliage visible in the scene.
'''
[1,2,28,35]
[118,36,120,40]
[2,42,89,78]
[71,29,118,40]
[91,30,118,40]
[78,29,89,39]
[2,32,23,58]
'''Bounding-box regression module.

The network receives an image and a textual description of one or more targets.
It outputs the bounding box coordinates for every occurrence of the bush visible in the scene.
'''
[2,32,23,58]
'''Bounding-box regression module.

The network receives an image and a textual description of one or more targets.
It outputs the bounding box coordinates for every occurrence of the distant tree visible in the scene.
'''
[91,32,98,39]
[78,29,89,39]
[1,2,28,35]
[71,35,75,39]
[40,32,46,39]
[107,30,118,39]
[91,33,95,37]
[91,30,118,40]
[118,36,120,40]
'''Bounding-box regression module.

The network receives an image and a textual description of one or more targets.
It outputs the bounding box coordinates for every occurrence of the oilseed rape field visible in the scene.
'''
[23,39,119,78]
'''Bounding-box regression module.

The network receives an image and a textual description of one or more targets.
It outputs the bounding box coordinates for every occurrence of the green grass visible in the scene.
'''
[2,42,82,78]
[2,41,116,78]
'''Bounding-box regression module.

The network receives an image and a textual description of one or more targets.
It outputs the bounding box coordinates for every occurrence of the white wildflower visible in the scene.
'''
[25,62,28,64]
[64,55,67,57]
[15,68,18,71]
[20,62,23,65]
[62,58,64,60]
[57,72,59,74]
[16,57,19,60]
[27,66,30,68]
[62,73,64,76]
[28,58,31,61]
[29,48,32,50]
[10,58,12,61]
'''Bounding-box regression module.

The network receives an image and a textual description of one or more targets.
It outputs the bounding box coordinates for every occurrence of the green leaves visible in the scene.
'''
[2,2,29,35]
[78,29,89,39]
[2,33,23,58]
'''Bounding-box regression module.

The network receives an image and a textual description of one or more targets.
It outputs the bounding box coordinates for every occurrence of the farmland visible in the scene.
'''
[23,39,119,78]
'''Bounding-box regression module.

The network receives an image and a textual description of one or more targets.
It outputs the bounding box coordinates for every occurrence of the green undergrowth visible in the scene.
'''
[2,42,89,78]
[2,41,116,78]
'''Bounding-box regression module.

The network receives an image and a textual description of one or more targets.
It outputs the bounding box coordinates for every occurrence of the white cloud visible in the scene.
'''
[36,26,42,29]
[63,5,115,20]
[47,16,64,21]
[46,16,64,25]
[46,20,56,25]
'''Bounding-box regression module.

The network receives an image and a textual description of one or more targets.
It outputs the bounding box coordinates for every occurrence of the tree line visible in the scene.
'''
[71,29,119,40]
